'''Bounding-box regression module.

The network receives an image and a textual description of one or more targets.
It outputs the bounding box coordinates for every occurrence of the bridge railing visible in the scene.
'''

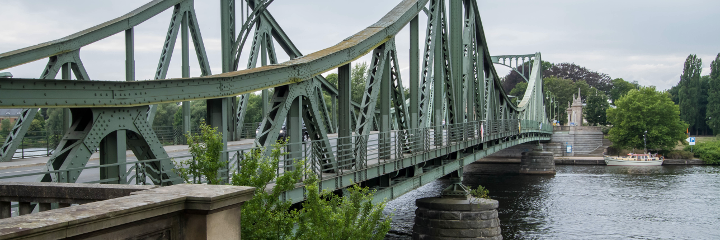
[0,119,550,187]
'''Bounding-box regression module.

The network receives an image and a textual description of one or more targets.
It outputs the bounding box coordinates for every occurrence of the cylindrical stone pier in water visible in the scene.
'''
[520,145,556,175]
[413,197,502,240]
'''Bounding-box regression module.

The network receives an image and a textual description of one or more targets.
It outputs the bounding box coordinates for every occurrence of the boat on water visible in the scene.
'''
[604,153,663,166]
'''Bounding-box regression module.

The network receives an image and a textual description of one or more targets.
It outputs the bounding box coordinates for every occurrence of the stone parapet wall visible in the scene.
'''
[0,184,254,240]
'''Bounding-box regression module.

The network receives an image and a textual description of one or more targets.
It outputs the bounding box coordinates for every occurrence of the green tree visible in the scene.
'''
[243,93,264,124]
[583,89,609,126]
[678,54,702,134]
[179,121,225,184]
[191,100,207,128]
[27,111,46,136]
[707,53,720,135]
[508,81,527,102]
[0,119,10,137]
[152,103,179,127]
[45,108,63,134]
[607,86,688,151]
[609,78,637,104]
[325,73,338,88]
[351,62,368,105]
[542,77,597,125]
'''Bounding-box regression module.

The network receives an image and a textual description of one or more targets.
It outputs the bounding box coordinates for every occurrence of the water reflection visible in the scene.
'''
[385,164,720,239]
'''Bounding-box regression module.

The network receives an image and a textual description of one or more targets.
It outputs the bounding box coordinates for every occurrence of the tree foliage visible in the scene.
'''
[542,77,598,125]
[609,78,638,104]
[152,103,179,128]
[0,119,10,137]
[544,62,613,94]
[501,60,551,93]
[583,89,609,126]
[351,62,368,105]
[707,54,720,135]
[678,54,703,134]
[175,120,392,239]
[174,121,225,184]
[606,86,687,151]
[508,82,527,102]
[294,176,391,240]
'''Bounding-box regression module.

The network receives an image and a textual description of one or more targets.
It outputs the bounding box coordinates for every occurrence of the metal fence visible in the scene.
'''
[0,119,552,186]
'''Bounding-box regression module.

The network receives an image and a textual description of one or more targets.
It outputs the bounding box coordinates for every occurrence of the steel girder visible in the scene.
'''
[253,79,337,171]
[38,107,181,185]
[0,50,90,162]
[418,0,440,129]
[150,0,212,124]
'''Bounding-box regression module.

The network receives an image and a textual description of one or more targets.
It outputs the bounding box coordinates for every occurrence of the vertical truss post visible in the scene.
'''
[433,14,444,146]
[125,28,135,81]
[380,53,391,160]
[100,130,127,184]
[221,0,236,141]
[331,97,337,132]
[337,63,353,168]
[410,15,419,129]
[181,12,191,139]
[61,64,72,132]
[450,0,463,127]
[410,15,420,152]
[261,42,269,118]
[418,0,440,129]
[287,96,302,171]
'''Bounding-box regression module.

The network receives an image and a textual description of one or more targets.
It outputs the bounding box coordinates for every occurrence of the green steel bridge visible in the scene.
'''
[0,0,552,203]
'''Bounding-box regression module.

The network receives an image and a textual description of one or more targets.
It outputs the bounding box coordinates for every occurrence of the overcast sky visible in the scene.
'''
[1,0,718,91]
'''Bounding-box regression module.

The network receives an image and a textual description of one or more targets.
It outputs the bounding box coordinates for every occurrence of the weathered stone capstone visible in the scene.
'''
[519,145,556,175]
[413,197,502,239]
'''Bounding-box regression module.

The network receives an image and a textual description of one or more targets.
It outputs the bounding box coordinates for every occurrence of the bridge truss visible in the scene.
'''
[0,0,552,201]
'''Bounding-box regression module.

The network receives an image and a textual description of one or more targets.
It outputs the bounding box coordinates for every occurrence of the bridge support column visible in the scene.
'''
[520,144,556,175]
[414,181,502,239]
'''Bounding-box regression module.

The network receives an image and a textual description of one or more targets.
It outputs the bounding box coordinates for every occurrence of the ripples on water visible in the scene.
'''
[384,164,720,239]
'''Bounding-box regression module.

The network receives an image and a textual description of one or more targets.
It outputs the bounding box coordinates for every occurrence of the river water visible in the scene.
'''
[384,163,720,239]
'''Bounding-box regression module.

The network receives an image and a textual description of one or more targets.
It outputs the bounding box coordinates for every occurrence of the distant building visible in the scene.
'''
[566,88,583,126]
[0,109,23,125]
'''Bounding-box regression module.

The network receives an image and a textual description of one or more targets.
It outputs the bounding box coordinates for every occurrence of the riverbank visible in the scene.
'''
[476,156,707,165]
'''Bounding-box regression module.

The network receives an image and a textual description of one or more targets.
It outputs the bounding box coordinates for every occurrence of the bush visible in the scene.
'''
[663,150,694,160]
[176,121,392,239]
[174,121,225,184]
[684,139,720,164]
[469,185,489,199]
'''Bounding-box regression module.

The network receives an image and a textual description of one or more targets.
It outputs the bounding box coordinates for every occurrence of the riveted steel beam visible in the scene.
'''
[38,107,181,185]
[0,50,90,162]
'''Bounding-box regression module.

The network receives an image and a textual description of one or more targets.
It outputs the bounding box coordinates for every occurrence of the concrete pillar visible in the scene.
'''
[19,202,31,215]
[414,197,502,239]
[185,205,242,240]
[0,201,9,219]
[38,203,51,212]
[520,145,556,175]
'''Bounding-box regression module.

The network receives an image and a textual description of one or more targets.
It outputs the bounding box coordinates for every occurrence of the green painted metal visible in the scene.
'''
[0,49,90,162]
[37,107,181,185]
[0,0,559,207]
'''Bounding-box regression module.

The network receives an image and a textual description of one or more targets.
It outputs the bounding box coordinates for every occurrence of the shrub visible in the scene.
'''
[685,139,720,164]
[663,150,694,160]
[469,185,490,199]
[173,121,225,184]
[175,121,392,239]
